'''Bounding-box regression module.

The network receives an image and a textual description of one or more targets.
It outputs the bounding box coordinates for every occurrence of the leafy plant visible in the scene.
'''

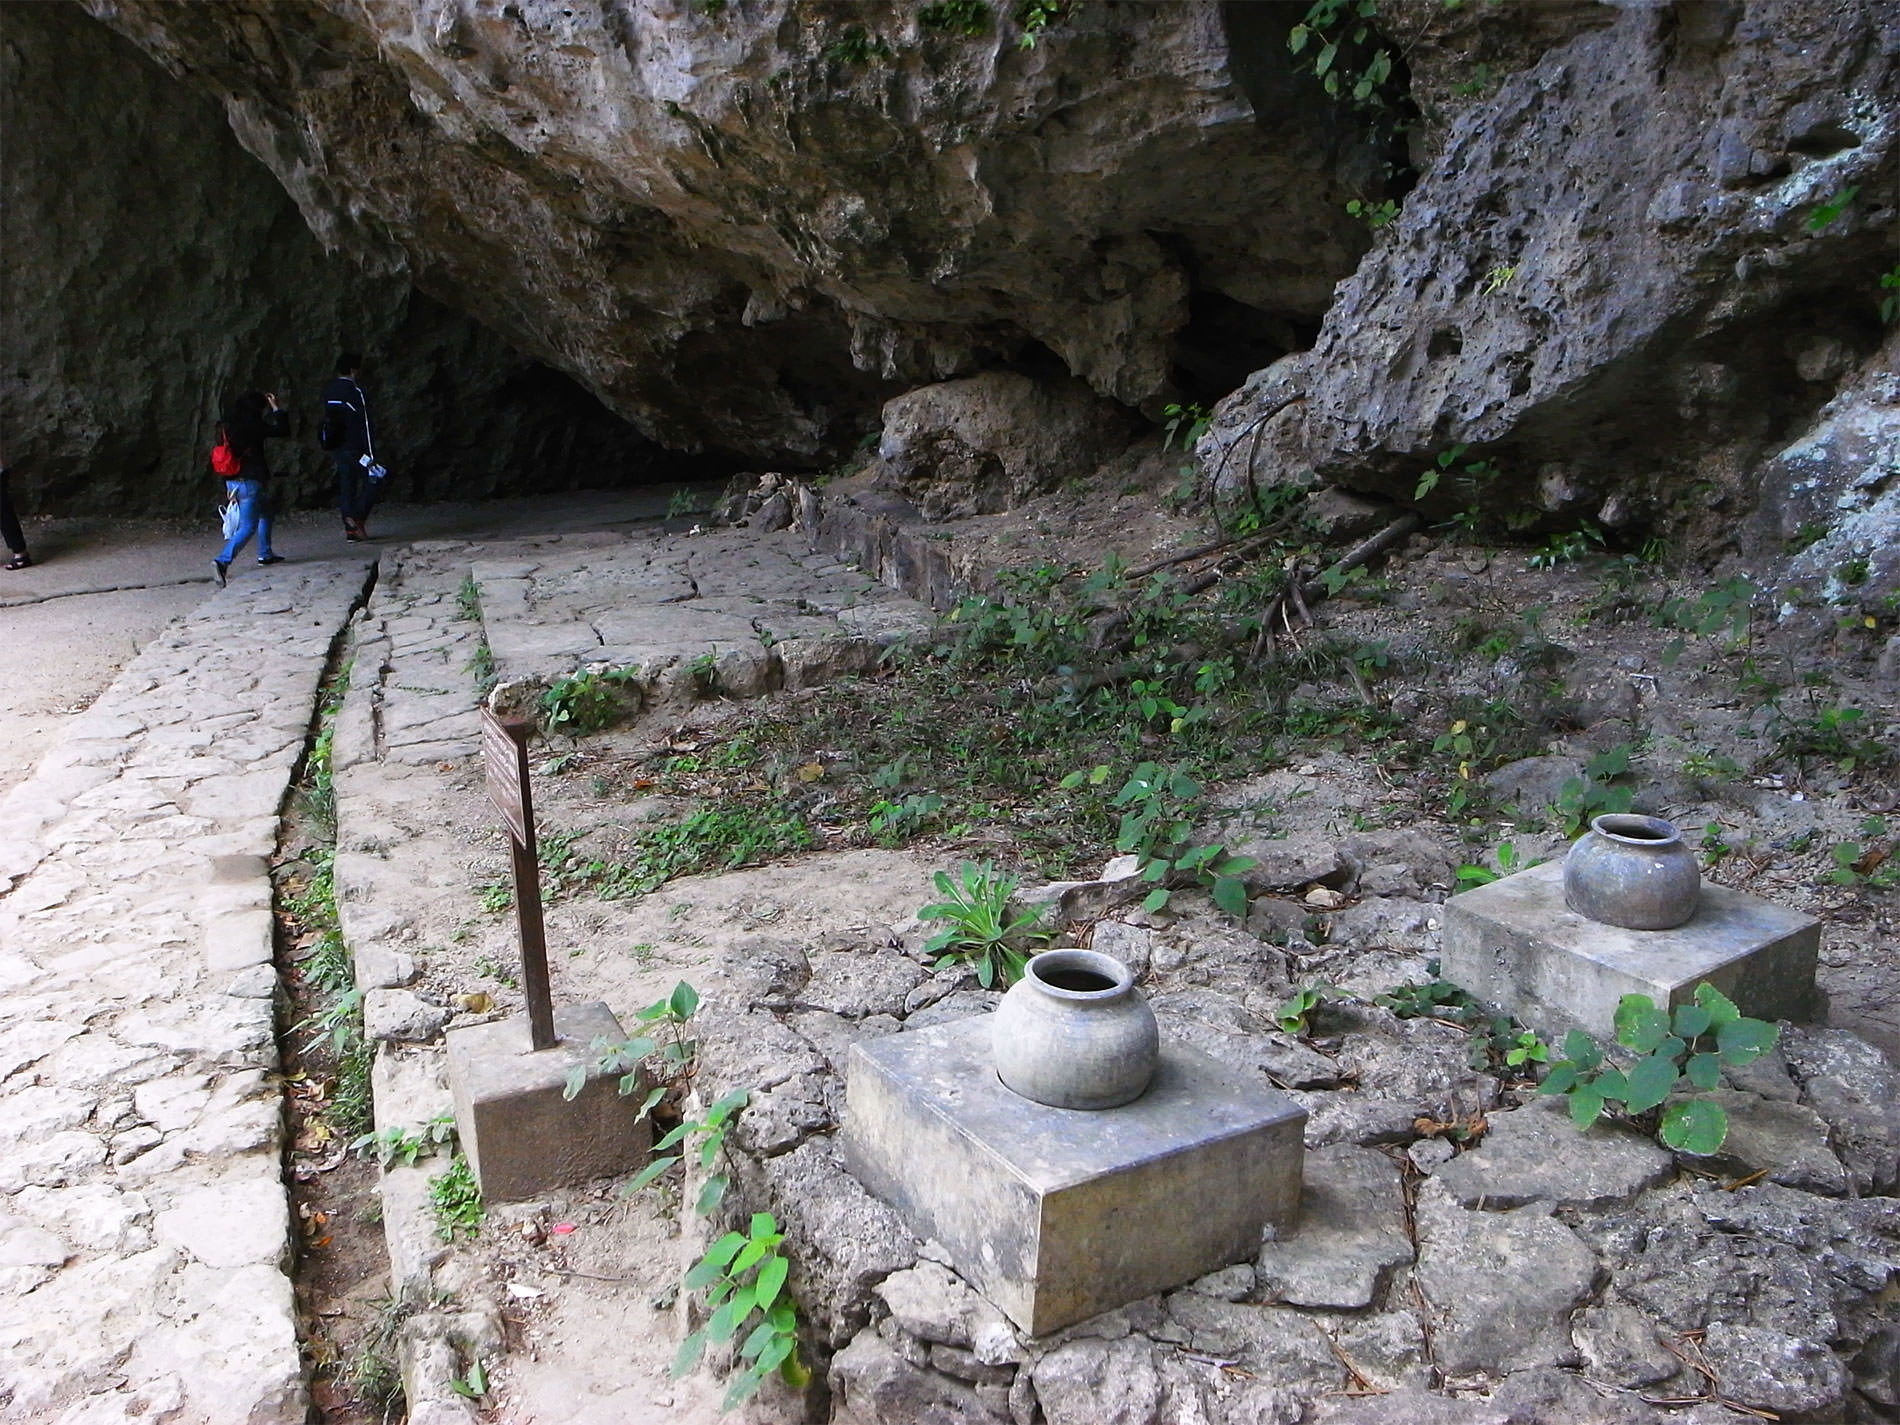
[1807,184,1858,232]
[353,1112,457,1169]
[566,980,702,1112]
[867,792,944,844]
[588,803,813,901]
[1415,444,1500,502]
[1552,743,1637,836]
[454,574,481,622]
[1274,980,1336,1035]
[1773,704,1889,774]
[1538,985,1779,1154]
[919,861,1053,988]
[1655,576,1757,663]
[1161,401,1213,452]
[429,1154,484,1239]
[542,665,642,736]
[1375,963,1545,1074]
[1454,839,1521,890]
[449,1359,488,1399]
[1287,0,1395,108]
[1087,761,1253,916]
[920,0,991,35]
[1346,197,1400,229]
[1013,0,1069,48]
[676,1212,806,1410]
[1479,263,1516,296]
[1827,817,1898,890]
[1880,264,1900,324]
[825,23,893,64]
[667,487,709,519]
[1527,523,1606,569]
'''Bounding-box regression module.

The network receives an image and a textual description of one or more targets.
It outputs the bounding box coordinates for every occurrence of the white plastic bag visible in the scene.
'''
[219,499,241,540]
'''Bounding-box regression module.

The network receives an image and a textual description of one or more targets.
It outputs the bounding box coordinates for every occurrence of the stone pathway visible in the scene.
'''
[327,522,936,1422]
[0,558,374,1423]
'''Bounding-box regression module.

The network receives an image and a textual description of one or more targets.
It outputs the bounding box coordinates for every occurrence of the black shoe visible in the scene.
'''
[257,554,284,565]
[213,560,228,587]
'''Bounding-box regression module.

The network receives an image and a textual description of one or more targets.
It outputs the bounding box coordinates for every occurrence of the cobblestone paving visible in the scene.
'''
[0,559,374,1424]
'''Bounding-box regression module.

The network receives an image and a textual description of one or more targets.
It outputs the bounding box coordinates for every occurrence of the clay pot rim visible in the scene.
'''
[1588,813,1683,847]
[1022,948,1133,999]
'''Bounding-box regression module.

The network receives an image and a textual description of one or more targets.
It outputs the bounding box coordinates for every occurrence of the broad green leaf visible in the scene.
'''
[1615,996,1671,1054]
[705,1231,747,1268]
[1538,1063,1578,1096]
[708,1088,750,1120]
[1287,22,1310,52]
[1212,875,1249,919]
[758,1332,796,1373]
[684,1256,728,1290]
[671,1329,708,1379]
[652,1122,694,1153]
[670,981,700,1019]
[1660,1098,1727,1155]
[1694,982,1741,1026]
[707,1298,743,1343]
[628,1154,680,1193]
[767,1302,797,1332]
[723,1365,769,1410]
[696,1172,729,1217]
[1315,40,1337,75]
[754,1252,789,1310]
[1142,887,1171,913]
[1684,1051,1722,1091]
[1623,1053,1680,1115]
[1562,1029,1602,1071]
[634,1085,666,1122]
[1568,1085,1605,1128]
[1671,1003,1712,1041]
[563,1064,587,1102]
[700,1133,724,1169]
[740,1319,778,1360]
[732,1237,770,1275]
[1715,1016,1779,1064]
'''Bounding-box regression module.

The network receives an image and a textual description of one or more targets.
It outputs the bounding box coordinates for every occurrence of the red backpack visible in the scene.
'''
[211,426,243,478]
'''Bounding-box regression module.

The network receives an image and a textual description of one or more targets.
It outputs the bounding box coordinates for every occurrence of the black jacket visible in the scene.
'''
[321,376,372,459]
[223,406,290,480]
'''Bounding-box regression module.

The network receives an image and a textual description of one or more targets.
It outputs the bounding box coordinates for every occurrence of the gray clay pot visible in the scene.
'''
[993,949,1158,1110]
[1563,813,1702,930]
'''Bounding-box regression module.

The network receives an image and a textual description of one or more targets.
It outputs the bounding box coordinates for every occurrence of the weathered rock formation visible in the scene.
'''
[1200,0,1900,574]
[72,0,1381,464]
[0,2,664,518]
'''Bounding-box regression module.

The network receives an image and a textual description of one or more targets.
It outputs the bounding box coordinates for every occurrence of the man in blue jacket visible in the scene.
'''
[322,352,381,541]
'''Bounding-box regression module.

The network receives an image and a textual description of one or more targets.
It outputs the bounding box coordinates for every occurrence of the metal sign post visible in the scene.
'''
[481,708,557,1050]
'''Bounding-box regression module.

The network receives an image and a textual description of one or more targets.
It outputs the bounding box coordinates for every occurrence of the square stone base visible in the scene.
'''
[446,1001,650,1203]
[1441,860,1820,1042]
[842,1015,1307,1336]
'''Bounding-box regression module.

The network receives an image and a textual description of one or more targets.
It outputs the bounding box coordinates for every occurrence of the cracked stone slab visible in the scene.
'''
[1256,1143,1412,1309]
[1427,1098,1673,1211]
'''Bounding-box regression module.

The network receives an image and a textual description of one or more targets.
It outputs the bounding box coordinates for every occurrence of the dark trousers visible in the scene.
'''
[335,453,375,524]
[0,468,24,555]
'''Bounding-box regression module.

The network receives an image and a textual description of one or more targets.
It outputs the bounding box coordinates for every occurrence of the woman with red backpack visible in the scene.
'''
[212,389,289,586]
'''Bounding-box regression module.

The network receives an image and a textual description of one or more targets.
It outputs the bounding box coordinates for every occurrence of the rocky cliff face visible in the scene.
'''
[73,0,1389,465]
[1,2,662,518]
[1200,0,1899,574]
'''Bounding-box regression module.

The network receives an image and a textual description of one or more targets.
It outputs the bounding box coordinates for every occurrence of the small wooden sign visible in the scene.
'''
[483,710,532,846]
[480,708,557,1051]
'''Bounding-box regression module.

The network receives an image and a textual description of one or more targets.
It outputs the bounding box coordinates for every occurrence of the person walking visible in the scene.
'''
[1,462,30,570]
[322,352,380,541]
[212,389,289,586]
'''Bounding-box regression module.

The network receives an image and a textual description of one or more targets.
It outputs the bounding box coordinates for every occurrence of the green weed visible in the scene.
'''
[1539,985,1779,1154]
[429,1154,484,1239]
[542,665,642,736]
[919,862,1053,988]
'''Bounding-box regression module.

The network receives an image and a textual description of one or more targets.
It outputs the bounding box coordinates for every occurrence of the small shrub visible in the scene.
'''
[1273,980,1336,1036]
[352,1112,456,1169]
[1538,985,1778,1153]
[542,665,642,736]
[919,861,1053,988]
[429,1154,484,1239]
[919,0,990,34]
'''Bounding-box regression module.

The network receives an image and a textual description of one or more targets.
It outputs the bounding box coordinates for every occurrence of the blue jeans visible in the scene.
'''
[217,479,273,563]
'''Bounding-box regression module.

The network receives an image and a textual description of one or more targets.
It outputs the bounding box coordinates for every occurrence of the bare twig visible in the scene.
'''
[1313,1322,1385,1395]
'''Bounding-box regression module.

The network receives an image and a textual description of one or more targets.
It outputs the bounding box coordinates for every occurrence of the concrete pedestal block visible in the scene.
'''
[842,1015,1306,1336]
[446,1001,649,1203]
[1441,860,1819,1041]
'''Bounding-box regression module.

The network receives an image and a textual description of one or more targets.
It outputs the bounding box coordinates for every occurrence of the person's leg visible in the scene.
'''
[254,485,276,561]
[1,467,29,566]
[217,480,260,565]
[336,454,366,537]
